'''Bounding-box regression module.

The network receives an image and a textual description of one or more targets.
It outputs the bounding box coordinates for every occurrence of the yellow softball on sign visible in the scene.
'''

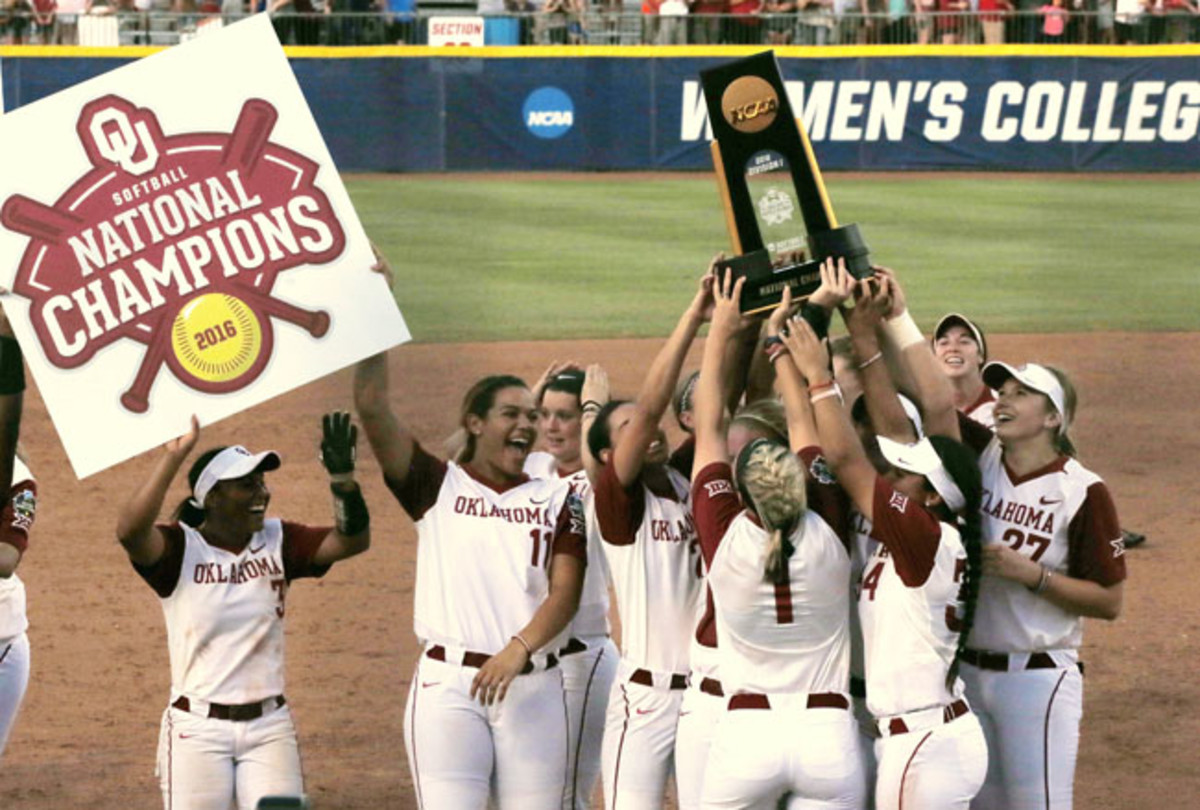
[171,294,263,383]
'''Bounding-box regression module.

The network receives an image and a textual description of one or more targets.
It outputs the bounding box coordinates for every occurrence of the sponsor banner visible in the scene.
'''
[3,53,1199,172]
[0,16,410,478]
[428,16,486,47]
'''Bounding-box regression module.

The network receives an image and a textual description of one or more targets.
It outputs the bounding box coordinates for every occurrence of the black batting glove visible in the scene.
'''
[321,411,357,480]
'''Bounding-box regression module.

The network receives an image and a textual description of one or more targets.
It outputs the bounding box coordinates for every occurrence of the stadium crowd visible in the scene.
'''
[0,0,1194,46]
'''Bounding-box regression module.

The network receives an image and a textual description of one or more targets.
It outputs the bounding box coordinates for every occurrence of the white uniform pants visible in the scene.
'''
[601,674,686,809]
[873,711,987,810]
[700,696,865,810]
[675,683,726,810]
[0,633,30,759]
[405,653,569,810]
[961,661,1083,810]
[562,635,618,810]
[851,695,877,810]
[156,700,303,810]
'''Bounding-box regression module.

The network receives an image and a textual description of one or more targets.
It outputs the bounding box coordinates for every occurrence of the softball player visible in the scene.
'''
[525,364,619,810]
[581,275,714,810]
[115,412,370,810]
[355,350,586,810]
[686,271,863,810]
[782,285,990,809]
[932,314,994,427]
[0,322,29,762]
[956,361,1126,810]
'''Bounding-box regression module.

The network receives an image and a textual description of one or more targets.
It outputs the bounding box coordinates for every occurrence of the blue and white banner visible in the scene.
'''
[5,49,1199,171]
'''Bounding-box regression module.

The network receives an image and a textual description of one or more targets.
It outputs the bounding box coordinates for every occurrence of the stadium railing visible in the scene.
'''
[0,8,1195,47]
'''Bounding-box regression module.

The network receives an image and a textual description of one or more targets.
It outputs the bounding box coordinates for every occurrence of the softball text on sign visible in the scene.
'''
[0,15,410,478]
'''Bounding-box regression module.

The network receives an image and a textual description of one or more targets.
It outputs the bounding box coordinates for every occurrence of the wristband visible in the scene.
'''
[581,399,603,414]
[512,634,533,657]
[882,310,924,350]
[810,386,843,406]
[808,379,837,395]
[329,471,355,485]
[1029,565,1054,595]
[0,336,25,395]
[856,350,883,371]
[331,482,369,536]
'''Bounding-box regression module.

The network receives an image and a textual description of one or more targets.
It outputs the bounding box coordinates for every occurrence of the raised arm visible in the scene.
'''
[693,270,753,473]
[116,416,199,567]
[610,261,716,487]
[311,411,371,566]
[874,266,960,440]
[763,287,819,454]
[353,247,417,486]
[781,320,879,520]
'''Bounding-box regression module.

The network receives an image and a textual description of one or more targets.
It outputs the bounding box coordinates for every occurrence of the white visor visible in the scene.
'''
[851,393,925,438]
[981,361,1068,433]
[192,445,281,506]
[876,436,966,513]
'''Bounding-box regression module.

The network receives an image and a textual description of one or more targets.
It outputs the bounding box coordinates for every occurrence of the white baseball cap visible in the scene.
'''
[192,445,281,506]
[851,392,925,438]
[981,361,1068,431]
[876,435,966,513]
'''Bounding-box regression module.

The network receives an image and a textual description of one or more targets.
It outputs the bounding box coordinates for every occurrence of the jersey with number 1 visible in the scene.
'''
[593,462,701,675]
[691,448,852,696]
[391,444,587,656]
[524,451,610,638]
[859,478,967,718]
[960,417,1125,652]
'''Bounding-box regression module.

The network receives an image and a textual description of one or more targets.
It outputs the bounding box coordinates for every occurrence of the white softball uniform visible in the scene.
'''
[959,418,1126,810]
[847,510,877,810]
[860,477,987,810]
[134,518,334,810]
[691,449,864,810]
[963,388,996,429]
[391,444,587,810]
[524,451,618,810]
[675,598,723,810]
[594,462,702,810]
[0,460,36,761]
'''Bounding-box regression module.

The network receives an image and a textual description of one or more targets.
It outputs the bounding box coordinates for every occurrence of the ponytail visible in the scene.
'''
[734,438,807,584]
[171,446,227,529]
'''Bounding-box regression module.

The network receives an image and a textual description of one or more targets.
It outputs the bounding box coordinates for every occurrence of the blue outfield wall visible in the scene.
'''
[3,47,1200,172]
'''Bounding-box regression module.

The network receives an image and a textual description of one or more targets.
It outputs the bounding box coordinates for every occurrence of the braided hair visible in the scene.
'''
[733,438,808,584]
[923,435,984,689]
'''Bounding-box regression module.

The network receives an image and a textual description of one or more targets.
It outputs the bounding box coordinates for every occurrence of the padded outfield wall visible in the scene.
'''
[2,45,1199,172]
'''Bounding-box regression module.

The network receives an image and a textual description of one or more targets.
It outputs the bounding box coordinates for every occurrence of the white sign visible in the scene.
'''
[428,16,486,47]
[0,15,410,478]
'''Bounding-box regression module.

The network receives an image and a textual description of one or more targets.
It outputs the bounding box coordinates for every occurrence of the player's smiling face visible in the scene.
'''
[993,378,1061,442]
[540,390,583,469]
[470,385,539,480]
[207,470,271,536]
[935,325,983,380]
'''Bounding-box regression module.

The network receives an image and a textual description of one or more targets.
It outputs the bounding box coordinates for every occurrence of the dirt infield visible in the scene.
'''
[1,332,1196,809]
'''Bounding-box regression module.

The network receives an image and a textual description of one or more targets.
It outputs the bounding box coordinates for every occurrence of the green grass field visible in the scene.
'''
[347,174,1200,343]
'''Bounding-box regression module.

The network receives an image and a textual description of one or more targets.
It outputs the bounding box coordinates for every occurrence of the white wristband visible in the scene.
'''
[882,310,924,350]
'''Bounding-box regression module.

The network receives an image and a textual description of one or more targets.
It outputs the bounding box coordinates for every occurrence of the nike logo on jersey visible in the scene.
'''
[1039,496,1063,505]
[421,681,441,689]
[249,544,266,554]
[179,733,195,739]
[529,496,550,504]
[636,708,654,715]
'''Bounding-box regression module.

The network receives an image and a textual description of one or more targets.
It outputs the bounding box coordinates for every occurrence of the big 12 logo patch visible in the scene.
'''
[1,95,347,413]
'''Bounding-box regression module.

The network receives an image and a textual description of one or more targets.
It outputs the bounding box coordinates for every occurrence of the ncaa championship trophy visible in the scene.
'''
[701,51,873,315]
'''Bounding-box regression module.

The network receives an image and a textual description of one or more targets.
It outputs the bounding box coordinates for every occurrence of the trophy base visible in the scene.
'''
[807,223,873,279]
[717,249,825,316]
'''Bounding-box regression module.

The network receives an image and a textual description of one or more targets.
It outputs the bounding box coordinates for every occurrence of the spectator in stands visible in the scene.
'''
[642,0,662,41]
[831,0,860,40]
[979,0,1012,41]
[384,0,415,42]
[1037,0,1067,40]
[657,0,688,41]
[862,0,887,40]
[1161,0,1196,41]
[935,0,968,40]
[725,0,760,42]
[763,0,795,42]
[689,0,726,42]
[883,0,912,40]
[1092,0,1117,41]
[538,0,574,42]
[914,0,935,40]
[52,0,88,42]
[268,0,320,44]
[796,0,834,41]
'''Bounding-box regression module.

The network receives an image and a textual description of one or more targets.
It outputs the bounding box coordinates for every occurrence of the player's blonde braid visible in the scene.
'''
[735,439,808,584]
[1045,366,1079,458]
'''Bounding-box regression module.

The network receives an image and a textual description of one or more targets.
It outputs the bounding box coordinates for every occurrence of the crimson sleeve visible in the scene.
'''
[282,521,334,581]
[132,524,187,598]
[690,461,743,567]
[1067,481,1126,586]
[797,446,853,554]
[384,442,448,521]
[550,489,588,563]
[868,477,942,587]
[0,480,36,554]
[957,412,995,454]
[593,462,646,546]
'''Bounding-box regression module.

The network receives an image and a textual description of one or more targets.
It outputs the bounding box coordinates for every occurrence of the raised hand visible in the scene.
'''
[689,253,725,324]
[808,257,857,311]
[710,268,752,337]
[320,410,358,480]
[166,414,200,459]
[779,317,831,383]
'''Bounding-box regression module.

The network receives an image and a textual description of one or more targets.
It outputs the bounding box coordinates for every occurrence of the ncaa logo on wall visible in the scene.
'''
[523,87,575,140]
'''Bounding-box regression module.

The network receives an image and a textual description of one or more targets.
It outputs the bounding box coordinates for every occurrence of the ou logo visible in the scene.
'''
[89,106,160,176]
